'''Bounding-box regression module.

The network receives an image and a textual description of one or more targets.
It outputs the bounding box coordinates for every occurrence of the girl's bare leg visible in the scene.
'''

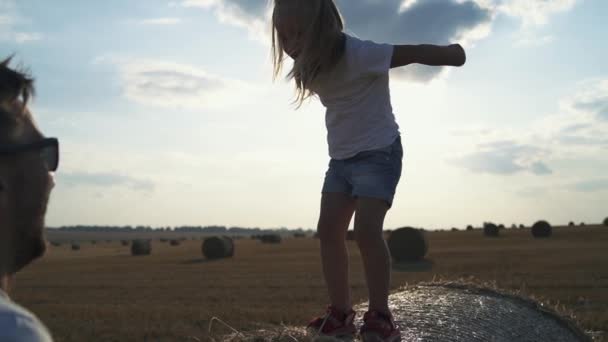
[354,197,391,314]
[317,192,357,312]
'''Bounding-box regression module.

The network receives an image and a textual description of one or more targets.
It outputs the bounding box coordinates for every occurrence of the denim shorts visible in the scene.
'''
[322,136,403,208]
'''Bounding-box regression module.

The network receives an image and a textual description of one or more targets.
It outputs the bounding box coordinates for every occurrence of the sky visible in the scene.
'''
[1,0,607,230]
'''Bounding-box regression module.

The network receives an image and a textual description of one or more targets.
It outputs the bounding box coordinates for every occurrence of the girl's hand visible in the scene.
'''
[448,44,466,67]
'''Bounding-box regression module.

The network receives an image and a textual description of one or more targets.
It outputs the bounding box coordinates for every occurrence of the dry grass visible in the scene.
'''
[10,226,608,341]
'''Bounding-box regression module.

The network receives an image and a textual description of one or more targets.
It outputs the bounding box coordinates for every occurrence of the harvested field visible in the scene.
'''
[11,225,608,341]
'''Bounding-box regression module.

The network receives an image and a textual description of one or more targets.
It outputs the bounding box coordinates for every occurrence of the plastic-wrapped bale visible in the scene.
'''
[484,223,499,237]
[131,239,151,256]
[531,220,552,238]
[387,227,428,262]
[170,239,180,246]
[202,236,234,259]
[260,234,282,244]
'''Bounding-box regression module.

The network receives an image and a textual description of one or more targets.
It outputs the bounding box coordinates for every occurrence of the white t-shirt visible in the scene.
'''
[310,34,400,160]
[0,289,53,342]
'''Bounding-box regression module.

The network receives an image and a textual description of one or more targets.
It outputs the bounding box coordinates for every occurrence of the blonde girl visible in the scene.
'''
[271,1,466,341]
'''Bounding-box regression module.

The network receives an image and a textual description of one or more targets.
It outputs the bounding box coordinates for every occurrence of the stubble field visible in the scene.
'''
[11,225,608,341]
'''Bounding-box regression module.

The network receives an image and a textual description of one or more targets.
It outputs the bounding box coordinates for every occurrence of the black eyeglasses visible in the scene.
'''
[0,137,59,172]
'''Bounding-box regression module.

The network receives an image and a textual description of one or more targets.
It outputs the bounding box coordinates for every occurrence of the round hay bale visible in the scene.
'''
[483,222,499,237]
[169,239,180,246]
[352,283,591,342]
[131,239,151,256]
[387,227,428,262]
[531,220,552,238]
[202,236,234,259]
[71,243,80,251]
[260,234,282,244]
[121,240,130,246]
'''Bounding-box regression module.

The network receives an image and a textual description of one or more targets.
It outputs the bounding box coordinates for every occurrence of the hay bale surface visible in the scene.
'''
[202,236,234,259]
[387,227,428,262]
[352,283,591,342]
[484,222,499,237]
[131,239,151,256]
[532,220,552,238]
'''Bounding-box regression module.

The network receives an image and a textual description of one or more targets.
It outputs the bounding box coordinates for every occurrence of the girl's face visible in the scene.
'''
[275,17,304,59]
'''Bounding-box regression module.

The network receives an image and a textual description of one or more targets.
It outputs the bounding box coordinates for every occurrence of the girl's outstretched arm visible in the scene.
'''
[390,44,466,68]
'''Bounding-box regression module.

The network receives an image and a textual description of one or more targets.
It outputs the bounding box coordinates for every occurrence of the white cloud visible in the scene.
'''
[60,172,155,192]
[497,0,579,27]
[0,1,43,44]
[181,0,269,41]
[139,17,182,25]
[96,56,261,110]
[178,0,582,77]
[14,32,42,43]
[451,140,552,175]
[179,0,493,81]
[451,78,608,175]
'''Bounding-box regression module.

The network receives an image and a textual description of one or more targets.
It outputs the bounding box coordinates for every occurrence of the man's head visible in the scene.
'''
[0,56,57,277]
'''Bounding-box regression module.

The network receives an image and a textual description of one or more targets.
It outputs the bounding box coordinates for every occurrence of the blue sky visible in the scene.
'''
[1,0,607,229]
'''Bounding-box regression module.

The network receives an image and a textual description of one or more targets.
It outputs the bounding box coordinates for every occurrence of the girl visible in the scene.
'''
[271,1,466,341]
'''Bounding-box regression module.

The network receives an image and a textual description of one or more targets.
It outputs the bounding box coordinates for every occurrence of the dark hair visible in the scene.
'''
[0,56,35,144]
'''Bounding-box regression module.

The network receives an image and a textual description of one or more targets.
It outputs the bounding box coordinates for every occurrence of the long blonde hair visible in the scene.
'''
[272,0,345,107]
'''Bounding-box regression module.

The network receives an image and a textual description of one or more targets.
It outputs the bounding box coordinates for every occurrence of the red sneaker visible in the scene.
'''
[359,310,401,342]
[307,305,357,339]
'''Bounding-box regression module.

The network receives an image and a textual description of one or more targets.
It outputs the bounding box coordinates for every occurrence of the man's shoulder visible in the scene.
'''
[0,297,53,342]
